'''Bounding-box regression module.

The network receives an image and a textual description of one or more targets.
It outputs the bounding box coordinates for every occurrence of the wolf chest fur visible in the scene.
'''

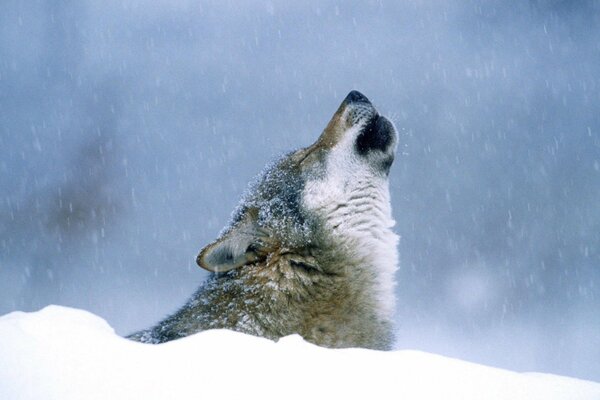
[129,90,399,350]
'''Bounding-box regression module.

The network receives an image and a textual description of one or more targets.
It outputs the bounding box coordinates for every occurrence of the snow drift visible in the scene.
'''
[0,306,598,400]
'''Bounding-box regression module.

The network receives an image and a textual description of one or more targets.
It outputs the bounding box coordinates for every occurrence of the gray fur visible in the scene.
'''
[128,91,398,350]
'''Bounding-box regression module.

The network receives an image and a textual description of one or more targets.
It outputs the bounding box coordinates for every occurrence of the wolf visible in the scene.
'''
[128,90,399,350]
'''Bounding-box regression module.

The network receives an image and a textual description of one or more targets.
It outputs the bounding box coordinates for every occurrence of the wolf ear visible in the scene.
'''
[196,210,269,273]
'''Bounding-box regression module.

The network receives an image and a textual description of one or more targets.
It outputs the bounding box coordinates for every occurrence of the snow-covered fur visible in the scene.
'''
[128,90,399,350]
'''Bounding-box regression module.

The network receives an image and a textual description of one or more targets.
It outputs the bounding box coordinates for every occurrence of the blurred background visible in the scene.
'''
[1,0,599,381]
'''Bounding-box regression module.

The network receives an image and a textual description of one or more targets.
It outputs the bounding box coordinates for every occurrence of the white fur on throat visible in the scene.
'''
[302,126,399,321]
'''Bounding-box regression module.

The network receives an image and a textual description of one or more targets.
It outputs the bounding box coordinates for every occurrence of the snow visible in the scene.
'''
[0,306,598,400]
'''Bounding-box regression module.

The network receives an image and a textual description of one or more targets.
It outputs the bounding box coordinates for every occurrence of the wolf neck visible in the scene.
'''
[303,169,399,322]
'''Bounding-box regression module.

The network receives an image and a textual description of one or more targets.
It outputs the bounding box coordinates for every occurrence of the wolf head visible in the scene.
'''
[197,91,398,318]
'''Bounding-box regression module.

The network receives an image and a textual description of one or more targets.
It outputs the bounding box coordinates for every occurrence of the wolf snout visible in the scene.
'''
[344,90,371,105]
[345,91,376,127]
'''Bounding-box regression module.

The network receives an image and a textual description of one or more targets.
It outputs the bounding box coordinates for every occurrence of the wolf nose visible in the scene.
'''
[344,90,371,105]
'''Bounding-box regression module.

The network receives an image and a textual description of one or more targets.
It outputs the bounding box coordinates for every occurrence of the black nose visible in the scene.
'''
[344,90,370,105]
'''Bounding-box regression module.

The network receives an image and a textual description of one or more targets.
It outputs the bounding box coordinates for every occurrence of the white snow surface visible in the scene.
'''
[0,306,598,400]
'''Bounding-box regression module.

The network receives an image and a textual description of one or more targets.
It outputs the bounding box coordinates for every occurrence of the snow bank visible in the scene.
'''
[0,306,598,400]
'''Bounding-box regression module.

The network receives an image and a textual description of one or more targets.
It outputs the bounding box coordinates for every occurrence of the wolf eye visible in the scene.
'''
[290,260,319,274]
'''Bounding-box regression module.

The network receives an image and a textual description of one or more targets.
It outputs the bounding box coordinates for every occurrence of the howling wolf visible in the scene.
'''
[128,90,399,350]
